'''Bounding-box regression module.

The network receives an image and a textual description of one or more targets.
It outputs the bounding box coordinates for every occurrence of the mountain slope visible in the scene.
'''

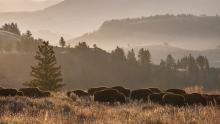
[0,0,220,43]
[71,15,220,50]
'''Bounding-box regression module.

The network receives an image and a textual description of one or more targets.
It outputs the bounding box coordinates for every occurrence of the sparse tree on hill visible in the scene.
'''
[59,37,66,48]
[1,23,21,35]
[25,41,64,91]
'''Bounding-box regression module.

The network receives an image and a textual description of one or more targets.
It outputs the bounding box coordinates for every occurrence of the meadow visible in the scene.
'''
[0,87,220,124]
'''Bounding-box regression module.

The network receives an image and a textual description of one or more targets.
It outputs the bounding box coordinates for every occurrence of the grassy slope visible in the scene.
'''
[0,90,220,124]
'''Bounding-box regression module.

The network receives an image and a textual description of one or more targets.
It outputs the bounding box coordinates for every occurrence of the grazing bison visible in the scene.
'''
[185,93,207,106]
[88,87,108,95]
[67,90,89,97]
[163,93,185,106]
[166,89,186,95]
[131,89,152,102]
[94,89,126,104]
[148,93,163,104]
[19,88,51,98]
[17,91,24,96]
[205,94,220,105]
[0,89,21,97]
[111,86,131,97]
[148,88,161,93]
[148,92,171,105]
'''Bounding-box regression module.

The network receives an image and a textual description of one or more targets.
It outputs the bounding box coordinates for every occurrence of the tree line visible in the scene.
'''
[0,22,219,91]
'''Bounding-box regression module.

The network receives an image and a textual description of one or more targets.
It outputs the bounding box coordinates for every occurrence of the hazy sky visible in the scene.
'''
[0,0,63,12]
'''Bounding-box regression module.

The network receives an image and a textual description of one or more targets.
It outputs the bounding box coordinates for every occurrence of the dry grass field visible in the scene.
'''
[0,88,220,124]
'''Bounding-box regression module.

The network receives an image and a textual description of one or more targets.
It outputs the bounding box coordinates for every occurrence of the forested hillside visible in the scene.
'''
[72,15,220,50]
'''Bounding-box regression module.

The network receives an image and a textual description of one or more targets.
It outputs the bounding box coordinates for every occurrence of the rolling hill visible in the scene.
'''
[71,15,220,50]
[0,0,220,43]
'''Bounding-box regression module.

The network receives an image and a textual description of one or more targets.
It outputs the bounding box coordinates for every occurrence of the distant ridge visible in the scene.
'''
[70,15,220,50]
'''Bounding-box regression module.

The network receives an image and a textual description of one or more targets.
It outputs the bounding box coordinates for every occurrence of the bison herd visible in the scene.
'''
[0,87,51,98]
[0,86,220,107]
[67,86,220,107]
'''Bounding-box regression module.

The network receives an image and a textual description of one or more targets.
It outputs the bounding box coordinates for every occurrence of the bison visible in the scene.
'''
[67,90,89,97]
[166,89,186,95]
[0,89,21,97]
[94,89,126,104]
[111,86,131,97]
[148,92,171,105]
[185,93,207,106]
[130,89,152,102]
[204,94,220,106]
[163,93,185,106]
[148,88,161,93]
[88,86,108,95]
[19,88,51,98]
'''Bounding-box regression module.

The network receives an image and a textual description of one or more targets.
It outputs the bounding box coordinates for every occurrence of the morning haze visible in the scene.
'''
[0,0,220,123]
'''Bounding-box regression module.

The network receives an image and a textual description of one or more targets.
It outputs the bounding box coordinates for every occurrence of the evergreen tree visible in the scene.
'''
[166,54,176,69]
[111,46,126,62]
[25,41,64,91]
[59,37,66,48]
[138,48,151,66]
[1,23,21,35]
[127,49,137,65]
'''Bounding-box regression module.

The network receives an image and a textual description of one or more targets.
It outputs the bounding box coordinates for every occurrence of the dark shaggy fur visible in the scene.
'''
[148,88,161,93]
[166,89,186,95]
[163,93,185,106]
[67,90,89,97]
[130,89,152,102]
[88,87,108,95]
[111,86,131,97]
[94,89,126,104]
[19,88,51,98]
[0,89,20,97]
[185,93,207,106]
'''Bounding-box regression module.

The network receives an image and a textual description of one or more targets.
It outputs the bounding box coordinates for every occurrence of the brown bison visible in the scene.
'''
[0,89,21,97]
[163,93,185,106]
[67,90,89,97]
[204,94,220,105]
[94,89,126,104]
[111,86,131,97]
[148,88,161,93]
[148,92,171,105]
[166,89,186,95]
[185,93,207,106]
[88,86,108,95]
[131,89,152,102]
[19,88,51,98]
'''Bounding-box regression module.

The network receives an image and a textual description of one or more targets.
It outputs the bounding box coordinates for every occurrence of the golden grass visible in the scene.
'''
[0,92,220,124]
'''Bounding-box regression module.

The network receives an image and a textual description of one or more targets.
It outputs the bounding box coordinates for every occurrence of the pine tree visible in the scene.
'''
[138,48,151,66]
[59,37,66,48]
[166,54,176,70]
[25,41,64,91]
[127,49,137,65]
